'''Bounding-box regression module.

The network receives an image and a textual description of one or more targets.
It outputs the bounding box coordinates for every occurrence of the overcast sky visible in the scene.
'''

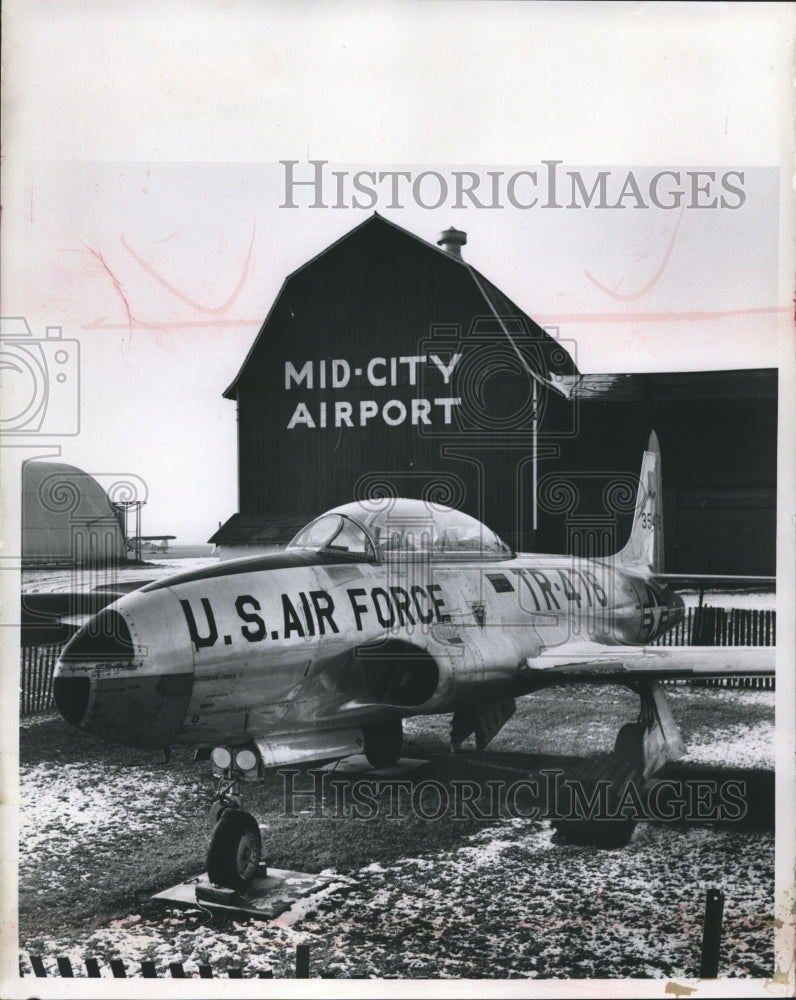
[2,1,792,543]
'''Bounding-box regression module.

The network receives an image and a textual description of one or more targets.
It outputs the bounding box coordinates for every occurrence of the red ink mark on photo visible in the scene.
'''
[119,223,255,315]
[74,222,257,332]
[584,205,685,302]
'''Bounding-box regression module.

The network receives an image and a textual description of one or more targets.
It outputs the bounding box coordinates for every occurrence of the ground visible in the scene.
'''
[16,683,776,980]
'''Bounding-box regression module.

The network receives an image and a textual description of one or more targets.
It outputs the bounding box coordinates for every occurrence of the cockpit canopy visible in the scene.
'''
[288,498,513,562]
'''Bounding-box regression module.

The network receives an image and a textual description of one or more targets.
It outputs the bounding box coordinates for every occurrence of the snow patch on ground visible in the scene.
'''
[19,820,775,980]
[668,689,775,769]
[679,722,774,769]
[20,763,198,856]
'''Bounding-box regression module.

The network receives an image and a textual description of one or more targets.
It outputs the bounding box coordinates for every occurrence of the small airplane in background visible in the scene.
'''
[53,433,774,889]
[127,535,177,554]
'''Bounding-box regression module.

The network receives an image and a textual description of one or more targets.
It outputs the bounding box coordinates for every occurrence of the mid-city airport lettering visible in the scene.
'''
[284,354,462,430]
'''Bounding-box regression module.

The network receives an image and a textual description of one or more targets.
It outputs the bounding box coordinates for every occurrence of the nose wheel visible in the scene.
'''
[207,809,263,890]
[205,760,265,890]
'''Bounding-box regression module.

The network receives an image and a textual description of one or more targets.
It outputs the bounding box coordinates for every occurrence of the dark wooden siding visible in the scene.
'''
[552,373,777,573]
[232,218,573,547]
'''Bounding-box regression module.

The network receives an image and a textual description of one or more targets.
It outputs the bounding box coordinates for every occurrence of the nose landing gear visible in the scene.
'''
[207,809,262,890]
[206,753,265,891]
[362,718,403,768]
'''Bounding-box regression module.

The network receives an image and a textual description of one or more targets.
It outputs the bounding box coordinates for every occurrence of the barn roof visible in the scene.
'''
[222,213,577,399]
[558,368,778,401]
[207,512,311,547]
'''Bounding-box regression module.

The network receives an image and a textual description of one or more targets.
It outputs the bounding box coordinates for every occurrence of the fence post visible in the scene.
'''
[45,644,57,709]
[84,958,101,978]
[699,887,725,978]
[110,958,127,978]
[56,957,74,977]
[296,943,310,978]
[29,956,47,977]
[21,649,28,714]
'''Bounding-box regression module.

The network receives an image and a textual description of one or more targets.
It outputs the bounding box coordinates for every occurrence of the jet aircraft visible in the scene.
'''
[53,433,774,889]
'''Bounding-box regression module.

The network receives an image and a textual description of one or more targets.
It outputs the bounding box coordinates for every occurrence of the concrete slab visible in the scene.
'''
[152,866,349,921]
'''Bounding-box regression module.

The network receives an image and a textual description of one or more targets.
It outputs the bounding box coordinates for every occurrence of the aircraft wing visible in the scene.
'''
[21,583,157,644]
[520,642,774,684]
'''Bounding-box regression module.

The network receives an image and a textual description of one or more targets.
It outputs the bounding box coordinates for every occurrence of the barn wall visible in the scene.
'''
[551,374,777,573]
[232,220,574,550]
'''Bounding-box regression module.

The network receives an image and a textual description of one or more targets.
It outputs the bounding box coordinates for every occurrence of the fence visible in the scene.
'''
[652,606,775,690]
[20,943,330,979]
[20,643,62,715]
[652,606,775,648]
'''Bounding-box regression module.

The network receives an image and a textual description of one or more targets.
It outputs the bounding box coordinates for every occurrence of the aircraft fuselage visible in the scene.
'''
[54,550,683,750]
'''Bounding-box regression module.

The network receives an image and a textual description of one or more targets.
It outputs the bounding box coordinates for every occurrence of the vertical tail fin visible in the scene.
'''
[616,430,664,574]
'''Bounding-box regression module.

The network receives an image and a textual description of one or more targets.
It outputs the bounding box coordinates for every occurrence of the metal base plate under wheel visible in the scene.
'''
[207,810,263,890]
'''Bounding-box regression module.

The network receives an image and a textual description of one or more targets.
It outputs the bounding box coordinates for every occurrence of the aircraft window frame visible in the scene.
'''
[290,504,515,563]
[367,511,513,562]
[289,514,342,551]
[288,514,377,561]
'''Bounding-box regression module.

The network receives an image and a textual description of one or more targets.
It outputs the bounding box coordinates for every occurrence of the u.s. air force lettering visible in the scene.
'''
[284,354,462,429]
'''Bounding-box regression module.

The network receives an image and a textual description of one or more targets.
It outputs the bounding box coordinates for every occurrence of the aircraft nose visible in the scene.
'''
[53,672,91,727]
[54,605,194,749]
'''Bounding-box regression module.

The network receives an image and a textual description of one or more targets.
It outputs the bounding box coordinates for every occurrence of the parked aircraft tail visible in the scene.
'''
[615,431,664,575]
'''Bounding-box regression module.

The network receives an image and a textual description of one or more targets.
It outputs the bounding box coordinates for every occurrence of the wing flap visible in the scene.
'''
[523,643,774,681]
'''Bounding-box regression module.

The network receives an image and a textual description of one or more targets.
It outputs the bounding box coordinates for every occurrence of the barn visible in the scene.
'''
[213,215,776,575]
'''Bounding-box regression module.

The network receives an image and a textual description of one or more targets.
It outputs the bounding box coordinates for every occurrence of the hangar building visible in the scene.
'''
[212,215,776,575]
[22,460,127,567]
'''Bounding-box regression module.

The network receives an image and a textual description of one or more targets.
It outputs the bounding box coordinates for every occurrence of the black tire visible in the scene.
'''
[550,747,641,849]
[363,719,403,768]
[614,722,646,761]
[206,810,262,889]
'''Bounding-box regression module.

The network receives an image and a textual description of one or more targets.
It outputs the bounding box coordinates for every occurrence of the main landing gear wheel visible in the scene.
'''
[363,719,403,768]
[613,722,646,759]
[206,810,262,890]
[551,723,648,849]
